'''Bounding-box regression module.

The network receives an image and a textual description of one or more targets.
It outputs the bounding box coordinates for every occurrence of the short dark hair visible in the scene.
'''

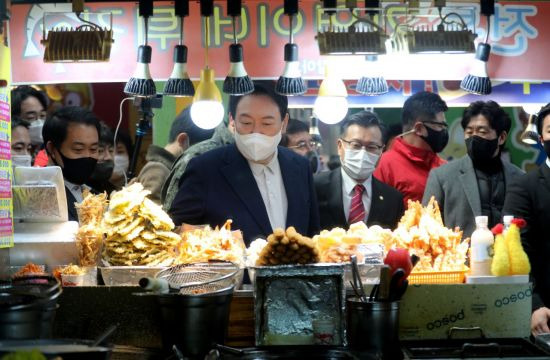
[169,107,215,146]
[536,103,550,135]
[461,100,511,136]
[99,121,114,146]
[115,130,134,159]
[402,91,448,130]
[42,106,100,149]
[11,116,30,130]
[280,118,309,147]
[229,81,288,120]
[11,85,48,117]
[340,110,388,144]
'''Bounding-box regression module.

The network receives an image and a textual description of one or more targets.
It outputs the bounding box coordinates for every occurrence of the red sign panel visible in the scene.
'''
[8,1,550,84]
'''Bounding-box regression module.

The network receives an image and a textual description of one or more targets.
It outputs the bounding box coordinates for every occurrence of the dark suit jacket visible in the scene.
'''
[65,186,78,222]
[423,156,524,239]
[314,169,404,230]
[503,164,550,310]
[168,144,320,245]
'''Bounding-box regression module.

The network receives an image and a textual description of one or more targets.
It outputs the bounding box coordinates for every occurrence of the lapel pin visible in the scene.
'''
[379,196,384,201]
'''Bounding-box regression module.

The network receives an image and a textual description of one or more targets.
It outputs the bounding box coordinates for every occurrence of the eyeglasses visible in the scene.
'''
[340,138,384,153]
[288,140,321,151]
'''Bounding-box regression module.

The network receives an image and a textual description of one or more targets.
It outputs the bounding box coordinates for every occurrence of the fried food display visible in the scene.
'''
[388,197,469,272]
[256,227,320,266]
[176,220,245,266]
[60,264,85,275]
[102,183,179,266]
[75,189,107,224]
[313,222,391,263]
[75,190,107,266]
[13,263,45,278]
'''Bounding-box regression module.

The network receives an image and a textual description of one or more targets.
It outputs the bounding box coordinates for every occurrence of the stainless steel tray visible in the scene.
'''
[99,266,166,286]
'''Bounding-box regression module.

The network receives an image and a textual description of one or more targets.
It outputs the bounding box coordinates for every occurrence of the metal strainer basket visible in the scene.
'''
[155,261,239,295]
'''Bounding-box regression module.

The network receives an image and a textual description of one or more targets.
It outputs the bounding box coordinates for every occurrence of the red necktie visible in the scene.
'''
[348,184,366,225]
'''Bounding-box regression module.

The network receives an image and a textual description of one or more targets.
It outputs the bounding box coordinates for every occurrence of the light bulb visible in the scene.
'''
[191,101,225,130]
[314,63,348,124]
[313,96,348,125]
[191,67,225,130]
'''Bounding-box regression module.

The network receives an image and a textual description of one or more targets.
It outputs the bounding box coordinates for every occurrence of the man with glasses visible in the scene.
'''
[374,91,449,207]
[423,101,522,238]
[281,118,323,173]
[314,111,404,230]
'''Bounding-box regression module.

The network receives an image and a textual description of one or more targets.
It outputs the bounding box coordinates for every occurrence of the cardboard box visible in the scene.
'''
[399,283,531,339]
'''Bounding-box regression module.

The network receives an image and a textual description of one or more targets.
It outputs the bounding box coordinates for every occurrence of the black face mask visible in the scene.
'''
[53,149,98,185]
[544,140,550,159]
[90,160,114,182]
[421,125,449,153]
[307,150,320,174]
[466,136,499,163]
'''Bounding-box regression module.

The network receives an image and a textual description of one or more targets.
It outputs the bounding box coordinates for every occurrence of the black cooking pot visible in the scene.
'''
[0,276,62,340]
[155,286,234,359]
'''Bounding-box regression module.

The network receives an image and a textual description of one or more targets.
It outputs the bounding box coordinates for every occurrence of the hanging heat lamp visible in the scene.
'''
[223,0,254,95]
[314,0,348,124]
[190,0,225,130]
[460,0,494,95]
[521,105,541,145]
[275,0,307,96]
[164,0,194,97]
[124,0,156,97]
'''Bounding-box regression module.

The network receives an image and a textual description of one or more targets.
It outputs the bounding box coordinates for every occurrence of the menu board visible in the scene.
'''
[0,43,13,249]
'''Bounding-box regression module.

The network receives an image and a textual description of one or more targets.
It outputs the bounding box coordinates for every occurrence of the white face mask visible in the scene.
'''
[235,131,281,162]
[12,154,32,168]
[113,154,129,176]
[343,148,380,181]
[28,119,45,145]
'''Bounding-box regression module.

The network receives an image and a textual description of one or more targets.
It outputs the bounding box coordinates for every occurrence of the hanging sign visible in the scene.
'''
[8,1,550,84]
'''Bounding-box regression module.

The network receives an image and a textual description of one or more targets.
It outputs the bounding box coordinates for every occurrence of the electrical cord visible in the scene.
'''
[114,97,133,186]
[484,14,491,43]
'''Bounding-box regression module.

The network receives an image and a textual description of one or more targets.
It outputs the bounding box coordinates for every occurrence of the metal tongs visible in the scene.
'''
[350,255,368,302]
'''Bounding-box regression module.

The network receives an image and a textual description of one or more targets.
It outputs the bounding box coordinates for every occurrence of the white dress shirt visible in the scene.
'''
[64,179,90,204]
[341,168,372,224]
[546,157,550,169]
[248,151,288,231]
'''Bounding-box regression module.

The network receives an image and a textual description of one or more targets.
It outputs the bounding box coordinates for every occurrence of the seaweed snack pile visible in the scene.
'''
[102,183,180,266]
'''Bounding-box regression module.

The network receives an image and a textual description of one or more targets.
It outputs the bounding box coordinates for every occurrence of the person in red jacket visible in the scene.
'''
[374,91,448,208]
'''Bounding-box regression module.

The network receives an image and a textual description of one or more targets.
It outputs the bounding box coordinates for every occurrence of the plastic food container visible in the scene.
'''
[61,274,85,287]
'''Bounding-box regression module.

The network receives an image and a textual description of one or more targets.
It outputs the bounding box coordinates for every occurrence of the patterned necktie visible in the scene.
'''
[348,184,366,225]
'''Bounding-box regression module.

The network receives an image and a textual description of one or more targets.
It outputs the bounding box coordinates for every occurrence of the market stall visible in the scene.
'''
[2,0,550,359]
[0,180,542,359]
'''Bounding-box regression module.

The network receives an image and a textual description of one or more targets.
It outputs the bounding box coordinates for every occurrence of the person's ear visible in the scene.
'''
[413,121,425,136]
[45,141,55,158]
[498,131,507,146]
[176,133,189,150]
[281,113,289,134]
[228,114,236,134]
